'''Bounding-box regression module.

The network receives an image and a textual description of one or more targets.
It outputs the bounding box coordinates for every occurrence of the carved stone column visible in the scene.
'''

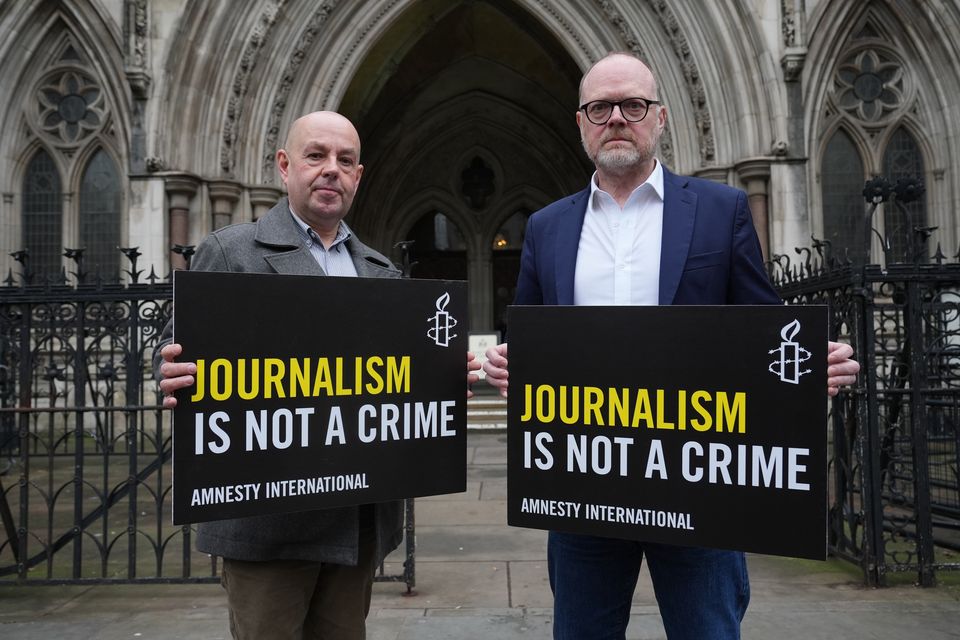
[469,241,493,331]
[1,193,14,274]
[249,186,283,220]
[209,180,243,230]
[164,175,199,270]
[735,159,772,260]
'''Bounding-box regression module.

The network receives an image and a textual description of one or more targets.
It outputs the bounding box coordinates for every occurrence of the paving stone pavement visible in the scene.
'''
[2,432,958,639]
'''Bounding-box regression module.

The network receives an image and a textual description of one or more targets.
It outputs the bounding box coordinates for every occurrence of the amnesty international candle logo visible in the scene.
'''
[507,305,829,560]
[768,319,812,384]
[172,271,468,525]
[427,292,458,347]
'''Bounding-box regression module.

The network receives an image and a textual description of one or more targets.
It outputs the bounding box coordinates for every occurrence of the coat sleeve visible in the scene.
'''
[152,234,232,379]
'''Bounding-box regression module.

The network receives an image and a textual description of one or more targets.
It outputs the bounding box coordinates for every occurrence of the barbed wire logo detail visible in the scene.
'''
[427,292,458,347]
[768,319,812,384]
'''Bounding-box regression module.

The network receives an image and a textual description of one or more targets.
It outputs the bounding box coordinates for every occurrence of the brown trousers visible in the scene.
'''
[221,524,378,640]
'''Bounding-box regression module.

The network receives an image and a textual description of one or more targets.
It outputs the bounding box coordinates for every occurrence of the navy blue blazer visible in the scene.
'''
[514,167,781,307]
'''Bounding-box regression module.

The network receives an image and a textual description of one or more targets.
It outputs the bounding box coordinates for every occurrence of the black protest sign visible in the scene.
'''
[507,305,828,559]
[172,271,468,524]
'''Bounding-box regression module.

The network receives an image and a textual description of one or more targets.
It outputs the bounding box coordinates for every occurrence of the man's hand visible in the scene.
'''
[483,343,509,398]
[467,351,482,398]
[827,341,859,397]
[157,343,197,409]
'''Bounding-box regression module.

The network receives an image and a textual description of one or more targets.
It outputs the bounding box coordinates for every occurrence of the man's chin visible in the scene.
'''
[596,149,644,172]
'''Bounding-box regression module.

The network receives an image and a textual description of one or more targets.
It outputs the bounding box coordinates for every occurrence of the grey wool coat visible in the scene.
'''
[154,198,404,565]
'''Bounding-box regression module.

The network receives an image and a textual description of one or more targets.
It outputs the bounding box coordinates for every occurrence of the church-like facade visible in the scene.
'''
[1,0,957,332]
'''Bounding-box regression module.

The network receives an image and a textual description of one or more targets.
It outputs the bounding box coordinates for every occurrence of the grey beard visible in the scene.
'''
[595,146,644,174]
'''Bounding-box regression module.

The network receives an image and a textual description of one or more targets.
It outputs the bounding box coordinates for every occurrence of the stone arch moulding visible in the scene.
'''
[67,139,125,201]
[253,0,623,185]
[352,93,581,248]
[590,1,726,173]
[805,1,956,243]
[805,2,951,174]
[0,8,129,193]
[483,185,552,248]
[682,1,780,164]
[390,187,479,252]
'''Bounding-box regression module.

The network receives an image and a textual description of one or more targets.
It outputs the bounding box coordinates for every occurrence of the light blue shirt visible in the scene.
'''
[288,208,358,277]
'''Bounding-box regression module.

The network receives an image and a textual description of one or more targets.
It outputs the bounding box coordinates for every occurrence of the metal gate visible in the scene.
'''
[773,177,960,586]
[0,250,414,587]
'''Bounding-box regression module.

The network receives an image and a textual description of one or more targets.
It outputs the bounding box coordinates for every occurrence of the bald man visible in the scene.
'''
[483,53,859,639]
[155,112,404,640]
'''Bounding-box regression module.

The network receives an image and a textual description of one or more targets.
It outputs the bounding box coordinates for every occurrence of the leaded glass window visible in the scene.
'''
[821,130,866,264]
[22,149,63,277]
[79,149,121,277]
[882,127,926,263]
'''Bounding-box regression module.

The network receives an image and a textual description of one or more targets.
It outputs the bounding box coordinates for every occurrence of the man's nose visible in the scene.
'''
[319,154,339,175]
[607,104,628,125]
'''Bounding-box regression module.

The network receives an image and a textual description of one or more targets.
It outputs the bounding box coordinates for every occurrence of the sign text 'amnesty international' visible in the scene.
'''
[507,305,828,560]
[172,271,468,525]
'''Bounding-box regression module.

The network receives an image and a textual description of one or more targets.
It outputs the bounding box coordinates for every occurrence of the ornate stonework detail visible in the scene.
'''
[261,1,340,183]
[781,0,797,47]
[781,52,805,82]
[658,123,675,168]
[123,0,151,98]
[145,156,165,172]
[531,0,593,62]
[595,0,715,165]
[35,69,106,146]
[124,0,148,68]
[320,0,403,107]
[221,0,286,176]
[832,48,906,126]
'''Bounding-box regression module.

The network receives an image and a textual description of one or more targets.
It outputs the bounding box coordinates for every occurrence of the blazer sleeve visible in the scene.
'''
[728,190,781,305]
[514,215,544,306]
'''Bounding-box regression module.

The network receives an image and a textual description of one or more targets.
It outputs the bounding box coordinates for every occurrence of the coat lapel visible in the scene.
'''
[256,199,326,276]
[659,169,697,305]
[555,188,590,305]
[348,238,400,279]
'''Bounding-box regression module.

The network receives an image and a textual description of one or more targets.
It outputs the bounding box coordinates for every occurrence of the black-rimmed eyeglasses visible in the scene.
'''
[579,98,660,125]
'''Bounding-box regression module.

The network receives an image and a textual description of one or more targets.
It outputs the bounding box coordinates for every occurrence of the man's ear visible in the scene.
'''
[276,149,290,184]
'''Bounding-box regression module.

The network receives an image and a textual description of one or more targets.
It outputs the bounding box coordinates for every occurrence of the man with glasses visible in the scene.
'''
[483,52,860,639]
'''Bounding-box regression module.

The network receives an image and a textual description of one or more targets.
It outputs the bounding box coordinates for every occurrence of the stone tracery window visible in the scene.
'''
[819,23,929,265]
[37,69,104,145]
[14,32,124,280]
[833,48,904,124]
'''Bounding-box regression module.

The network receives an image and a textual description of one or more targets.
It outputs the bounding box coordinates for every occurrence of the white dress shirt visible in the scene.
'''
[573,160,664,306]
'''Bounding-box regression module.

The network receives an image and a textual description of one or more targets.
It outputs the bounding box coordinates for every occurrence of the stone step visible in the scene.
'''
[467,396,507,430]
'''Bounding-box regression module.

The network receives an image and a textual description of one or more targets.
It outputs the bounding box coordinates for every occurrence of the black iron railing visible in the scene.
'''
[0,248,414,588]
[772,177,960,586]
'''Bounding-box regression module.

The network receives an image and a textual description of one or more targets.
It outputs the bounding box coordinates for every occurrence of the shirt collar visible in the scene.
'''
[288,207,353,249]
[589,158,665,205]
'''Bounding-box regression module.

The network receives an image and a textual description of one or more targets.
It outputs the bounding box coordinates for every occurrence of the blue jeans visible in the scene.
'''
[548,531,750,640]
